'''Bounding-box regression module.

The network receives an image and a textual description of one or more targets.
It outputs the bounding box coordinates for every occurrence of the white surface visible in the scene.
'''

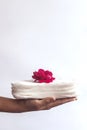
[0,0,87,130]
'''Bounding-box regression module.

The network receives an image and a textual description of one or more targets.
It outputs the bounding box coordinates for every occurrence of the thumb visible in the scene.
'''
[40,97,55,106]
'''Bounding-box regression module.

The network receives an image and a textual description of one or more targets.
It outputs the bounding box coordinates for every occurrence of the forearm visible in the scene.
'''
[0,97,27,113]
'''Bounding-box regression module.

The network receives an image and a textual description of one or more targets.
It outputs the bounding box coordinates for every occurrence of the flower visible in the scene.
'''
[32,69,55,83]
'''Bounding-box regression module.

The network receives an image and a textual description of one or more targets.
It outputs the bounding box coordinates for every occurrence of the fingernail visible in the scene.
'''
[74,97,77,100]
[52,97,56,101]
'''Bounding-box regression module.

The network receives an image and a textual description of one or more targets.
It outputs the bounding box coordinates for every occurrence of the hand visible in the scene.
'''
[21,97,77,112]
[0,97,77,113]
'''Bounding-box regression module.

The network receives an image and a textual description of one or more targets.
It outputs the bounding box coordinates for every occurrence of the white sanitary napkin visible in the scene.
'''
[11,80,78,99]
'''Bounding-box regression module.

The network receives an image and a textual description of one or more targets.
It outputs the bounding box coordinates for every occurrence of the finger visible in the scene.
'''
[48,97,77,109]
[41,97,77,110]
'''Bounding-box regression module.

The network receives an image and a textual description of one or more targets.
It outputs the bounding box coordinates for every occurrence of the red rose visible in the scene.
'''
[32,69,55,83]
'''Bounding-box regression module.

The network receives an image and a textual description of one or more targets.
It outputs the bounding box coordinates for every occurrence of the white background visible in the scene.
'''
[0,0,87,130]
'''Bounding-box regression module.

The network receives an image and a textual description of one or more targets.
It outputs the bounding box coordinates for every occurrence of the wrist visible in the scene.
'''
[15,99,29,112]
